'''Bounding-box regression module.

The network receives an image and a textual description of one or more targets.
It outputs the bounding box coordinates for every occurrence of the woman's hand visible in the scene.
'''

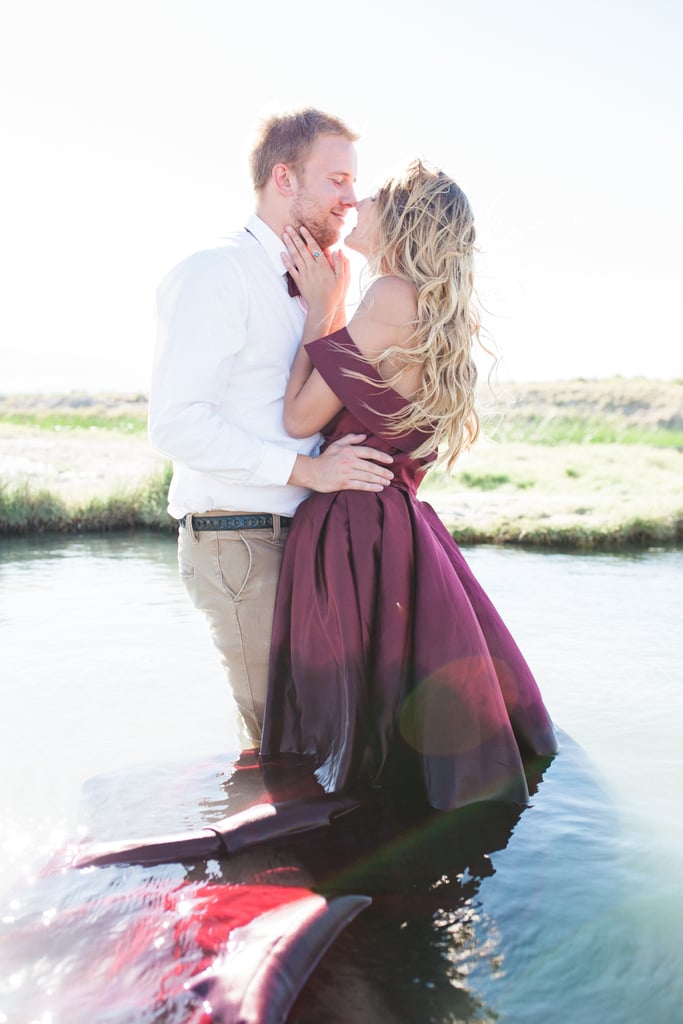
[281,225,350,329]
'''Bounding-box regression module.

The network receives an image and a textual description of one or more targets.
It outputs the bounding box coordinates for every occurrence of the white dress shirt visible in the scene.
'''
[149,215,320,518]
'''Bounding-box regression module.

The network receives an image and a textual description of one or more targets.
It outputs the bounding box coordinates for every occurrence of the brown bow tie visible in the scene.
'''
[285,272,300,298]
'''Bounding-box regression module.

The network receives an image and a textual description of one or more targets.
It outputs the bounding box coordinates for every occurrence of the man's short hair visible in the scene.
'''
[249,108,358,190]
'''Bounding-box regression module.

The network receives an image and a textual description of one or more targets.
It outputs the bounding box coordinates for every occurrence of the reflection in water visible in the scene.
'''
[0,730,615,1024]
[1,534,682,1023]
[0,530,178,569]
[282,735,617,1024]
[0,755,540,1023]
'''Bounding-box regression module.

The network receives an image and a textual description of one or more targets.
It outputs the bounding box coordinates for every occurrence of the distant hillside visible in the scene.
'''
[0,377,681,445]
[1,376,681,419]
[482,377,683,435]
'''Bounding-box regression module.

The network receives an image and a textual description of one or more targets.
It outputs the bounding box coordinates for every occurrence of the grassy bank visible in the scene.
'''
[1,378,681,547]
[423,443,683,547]
[0,465,173,536]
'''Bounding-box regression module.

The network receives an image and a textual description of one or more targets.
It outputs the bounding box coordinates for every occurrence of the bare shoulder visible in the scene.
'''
[359,275,418,325]
[347,276,421,396]
[348,276,417,361]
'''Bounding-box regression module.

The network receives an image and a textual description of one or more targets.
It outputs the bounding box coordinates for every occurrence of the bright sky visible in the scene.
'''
[2,0,681,392]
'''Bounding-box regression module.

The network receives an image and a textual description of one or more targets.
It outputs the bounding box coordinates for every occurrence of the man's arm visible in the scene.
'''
[149,249,301,487]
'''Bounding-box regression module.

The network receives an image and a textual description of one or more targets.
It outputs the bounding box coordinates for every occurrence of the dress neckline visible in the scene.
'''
[307,326,412,409]
[306,326,436,455]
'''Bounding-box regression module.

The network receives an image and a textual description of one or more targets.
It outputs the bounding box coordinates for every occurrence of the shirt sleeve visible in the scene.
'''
[148,248,298,487]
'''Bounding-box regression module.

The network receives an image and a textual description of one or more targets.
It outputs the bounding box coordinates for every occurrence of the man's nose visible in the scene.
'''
[342,184,357,207]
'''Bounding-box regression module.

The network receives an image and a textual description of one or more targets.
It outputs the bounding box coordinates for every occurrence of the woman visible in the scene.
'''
[261,161,557,810]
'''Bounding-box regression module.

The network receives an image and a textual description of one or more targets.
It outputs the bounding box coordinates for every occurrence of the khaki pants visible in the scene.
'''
[177,514,290,747]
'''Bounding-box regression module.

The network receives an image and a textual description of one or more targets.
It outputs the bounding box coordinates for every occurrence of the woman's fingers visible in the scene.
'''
[281,226,347,310]
[298,225,324,259]
[283,227,308,264]
[284,226,319,261]
[335,250,350,279]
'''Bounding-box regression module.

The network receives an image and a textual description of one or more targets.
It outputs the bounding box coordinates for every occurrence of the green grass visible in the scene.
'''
[421,441,683,548]
[9,409,681,445]
[459,472,512,490]
[458,472,535,491]
[447,511,683,549]
[3,446,681,547]
[0,411,147,433]
[2,380,681,545]
[484,415,683,447]
[0,466,175,535]
[3,379,681,446]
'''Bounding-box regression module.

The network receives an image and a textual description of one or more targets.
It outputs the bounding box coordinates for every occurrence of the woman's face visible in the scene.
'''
[344,195,380,257]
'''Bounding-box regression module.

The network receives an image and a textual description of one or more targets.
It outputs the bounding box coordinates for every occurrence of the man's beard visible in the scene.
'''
[290,200,340,251]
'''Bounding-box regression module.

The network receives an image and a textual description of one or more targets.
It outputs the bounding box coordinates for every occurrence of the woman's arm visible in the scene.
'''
[282,238,420,438]
[281,226,350,437]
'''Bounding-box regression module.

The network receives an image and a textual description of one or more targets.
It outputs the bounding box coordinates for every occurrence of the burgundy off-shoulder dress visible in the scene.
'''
[261,328,558,810]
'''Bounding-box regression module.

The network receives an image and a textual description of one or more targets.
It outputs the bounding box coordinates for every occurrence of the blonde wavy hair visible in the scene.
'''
[363,160,483,471]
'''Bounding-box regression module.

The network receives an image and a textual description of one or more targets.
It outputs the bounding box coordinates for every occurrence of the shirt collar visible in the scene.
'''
[245,214,287,278]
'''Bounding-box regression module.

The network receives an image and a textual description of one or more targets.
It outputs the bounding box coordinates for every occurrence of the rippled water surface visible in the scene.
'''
[1,533,681,1022]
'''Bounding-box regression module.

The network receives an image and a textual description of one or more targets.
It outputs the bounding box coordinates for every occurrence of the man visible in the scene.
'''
[148,109,393,747]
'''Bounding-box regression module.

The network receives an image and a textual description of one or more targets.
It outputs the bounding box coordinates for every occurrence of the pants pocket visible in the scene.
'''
[216,534,253,600]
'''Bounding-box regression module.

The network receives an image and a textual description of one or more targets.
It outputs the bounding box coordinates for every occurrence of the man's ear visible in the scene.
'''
[272,162,298,197]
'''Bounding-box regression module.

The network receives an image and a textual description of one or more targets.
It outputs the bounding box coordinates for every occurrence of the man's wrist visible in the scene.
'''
[288,453,315,489]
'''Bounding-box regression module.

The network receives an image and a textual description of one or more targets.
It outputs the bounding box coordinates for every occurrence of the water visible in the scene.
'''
[1,533,682,1023]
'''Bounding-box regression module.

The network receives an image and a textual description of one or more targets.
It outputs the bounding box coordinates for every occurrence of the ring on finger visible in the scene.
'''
[312,250,322,259]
